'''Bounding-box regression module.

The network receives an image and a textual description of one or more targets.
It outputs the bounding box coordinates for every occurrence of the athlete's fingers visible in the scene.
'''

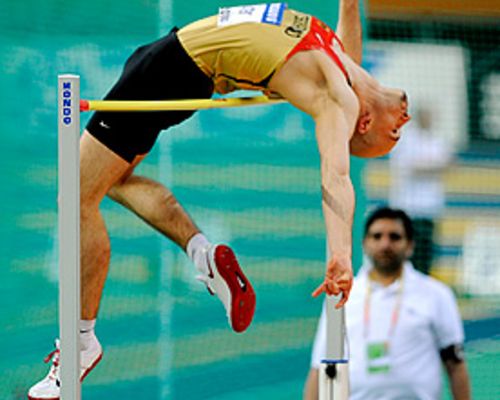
[335,290,349,309]
[325,280,341,296]
[312,282,326,297]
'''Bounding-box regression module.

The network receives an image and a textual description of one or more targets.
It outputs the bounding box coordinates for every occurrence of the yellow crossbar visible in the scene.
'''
[80,96,285,112]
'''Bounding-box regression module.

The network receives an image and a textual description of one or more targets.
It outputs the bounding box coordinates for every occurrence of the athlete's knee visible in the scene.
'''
[107,170,136,205]
[80,200,100,222]
[80,185,106,211]
[107,182,127,205]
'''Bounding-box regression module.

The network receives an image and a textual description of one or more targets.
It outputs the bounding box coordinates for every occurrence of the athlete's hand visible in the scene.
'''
[312,254,353,308]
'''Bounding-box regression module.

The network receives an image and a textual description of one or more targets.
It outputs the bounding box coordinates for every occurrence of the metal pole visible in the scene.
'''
[319,246,349,400]
[58,74,81,400]
[318,295,349,400]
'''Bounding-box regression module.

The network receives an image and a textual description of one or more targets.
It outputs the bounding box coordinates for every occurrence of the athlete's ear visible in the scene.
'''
[356,112,372,134]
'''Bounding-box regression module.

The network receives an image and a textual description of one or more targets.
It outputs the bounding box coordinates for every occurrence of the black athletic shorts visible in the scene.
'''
[86,28,214,162]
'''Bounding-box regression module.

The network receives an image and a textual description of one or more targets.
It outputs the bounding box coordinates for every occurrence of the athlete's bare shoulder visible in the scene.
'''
[272,50,326,86]
[269,50,358,121]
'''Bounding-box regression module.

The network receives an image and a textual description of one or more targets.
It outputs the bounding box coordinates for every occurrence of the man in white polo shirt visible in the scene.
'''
[304,207,471,400]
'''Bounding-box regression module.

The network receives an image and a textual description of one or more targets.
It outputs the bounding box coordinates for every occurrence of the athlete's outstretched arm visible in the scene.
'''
[312,96,356,308]
[269,51,359,307]
[336,0,363,64]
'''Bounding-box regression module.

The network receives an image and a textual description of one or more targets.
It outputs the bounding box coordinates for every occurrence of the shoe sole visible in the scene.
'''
[27,352,103,400]
[214,245,256,333]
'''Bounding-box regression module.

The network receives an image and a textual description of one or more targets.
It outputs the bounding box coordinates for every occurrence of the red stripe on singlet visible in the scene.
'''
[286,17,351,85]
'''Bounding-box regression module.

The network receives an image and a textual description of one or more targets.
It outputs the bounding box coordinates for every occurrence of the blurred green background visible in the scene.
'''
[1,1,498,399]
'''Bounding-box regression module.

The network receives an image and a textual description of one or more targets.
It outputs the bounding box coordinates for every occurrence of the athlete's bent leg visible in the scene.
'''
[79,131,136,319]
[108,173,256,332]
[108,174,199,249]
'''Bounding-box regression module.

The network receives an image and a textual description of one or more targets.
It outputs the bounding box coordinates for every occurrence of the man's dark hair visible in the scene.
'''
[364,207,414,241]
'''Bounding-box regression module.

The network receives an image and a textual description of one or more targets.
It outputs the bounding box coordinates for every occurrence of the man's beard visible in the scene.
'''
[372,252,405,276]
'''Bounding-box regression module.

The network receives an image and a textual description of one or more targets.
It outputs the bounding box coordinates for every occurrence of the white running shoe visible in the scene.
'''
[28,339,103,400]
[198,244,256,333]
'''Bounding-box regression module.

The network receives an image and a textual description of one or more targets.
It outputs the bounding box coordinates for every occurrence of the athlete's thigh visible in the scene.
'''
[80,130,134,206]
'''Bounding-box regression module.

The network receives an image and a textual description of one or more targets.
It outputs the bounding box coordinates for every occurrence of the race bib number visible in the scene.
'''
[217,3,287,27]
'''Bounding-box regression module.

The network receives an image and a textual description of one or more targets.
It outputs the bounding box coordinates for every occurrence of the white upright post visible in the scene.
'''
[319,248,349,400]
[58,74,81,400]
[318,295,349,400]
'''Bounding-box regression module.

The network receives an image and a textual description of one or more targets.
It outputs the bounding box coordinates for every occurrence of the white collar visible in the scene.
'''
[357,261,416,292]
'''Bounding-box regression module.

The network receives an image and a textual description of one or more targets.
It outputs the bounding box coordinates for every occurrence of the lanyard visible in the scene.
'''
[363,271,404,343]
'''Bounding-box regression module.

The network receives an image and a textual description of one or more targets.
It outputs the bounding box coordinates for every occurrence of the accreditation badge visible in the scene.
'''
[366,342,391,374]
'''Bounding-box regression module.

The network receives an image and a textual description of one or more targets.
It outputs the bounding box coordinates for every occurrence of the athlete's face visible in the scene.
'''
[350,90,410,158]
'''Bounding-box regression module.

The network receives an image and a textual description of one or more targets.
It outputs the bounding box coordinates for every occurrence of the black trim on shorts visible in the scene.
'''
[86,28,214,163]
